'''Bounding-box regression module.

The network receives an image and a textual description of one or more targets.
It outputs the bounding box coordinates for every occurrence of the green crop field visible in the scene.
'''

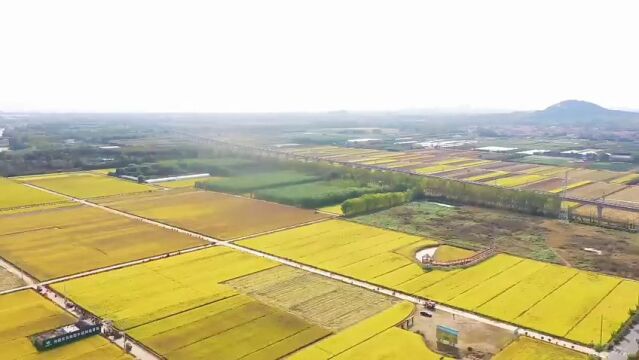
[197,170,319,193]
[254,179,382,208]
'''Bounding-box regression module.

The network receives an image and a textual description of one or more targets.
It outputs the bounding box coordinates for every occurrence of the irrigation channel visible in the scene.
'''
[0,183,607,359]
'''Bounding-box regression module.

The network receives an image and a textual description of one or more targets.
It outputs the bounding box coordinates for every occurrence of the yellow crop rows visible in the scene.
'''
[493,337,587,360]
[238,220,435,283]
[0,290,131,359]
[20,172,155,199]
[290,302,414,358]
[515,272,621,337]
[0,177,66,210]
[97,190,329,240]
[0,205,203,280]
[241,220,637,345]
[53,247,332,359]
[611,173,639,184]
[489,174,547,188]
[566,280,639,345]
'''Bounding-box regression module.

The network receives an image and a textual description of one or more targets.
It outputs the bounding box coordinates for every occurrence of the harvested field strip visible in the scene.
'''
[529,166,573,177]
[0,205,203,280]
[476,264,579,322]
[464,171,510,182]
[611,173,639,184]
[0,177,66,210]
[0,290,131,359]
[98,190,329,240]
[548,180,592,193]
[289,302,415,359]
[416,254,523,302]
[488,174,547,188]
[22,172,155,199]
[225,266,398,331]
[515,272,621,337]
[492,337,588,360]
[566,182,626,200]
[606,185,639,206]
[0,267,24,292]
[0,201,79,216]
[566,280,639,345]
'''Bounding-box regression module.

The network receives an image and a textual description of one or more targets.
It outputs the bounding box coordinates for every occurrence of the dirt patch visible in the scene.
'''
[353,201,639,280]
[410,305,515,359]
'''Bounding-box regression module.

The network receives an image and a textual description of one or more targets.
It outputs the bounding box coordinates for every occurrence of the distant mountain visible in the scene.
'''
[529,100,639,123]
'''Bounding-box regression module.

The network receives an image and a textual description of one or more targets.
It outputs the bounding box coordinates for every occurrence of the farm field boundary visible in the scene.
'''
[21,182,603,357]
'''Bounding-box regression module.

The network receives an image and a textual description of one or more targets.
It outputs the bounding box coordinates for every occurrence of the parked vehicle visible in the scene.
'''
[420,311,433,318]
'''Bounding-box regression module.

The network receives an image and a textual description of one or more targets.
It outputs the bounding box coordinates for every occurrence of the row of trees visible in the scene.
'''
[420,177,561,217]
[341,190,414,216]
[203,142,562,217]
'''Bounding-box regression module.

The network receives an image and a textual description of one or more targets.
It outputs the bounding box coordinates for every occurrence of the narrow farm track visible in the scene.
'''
[21,183,605,358]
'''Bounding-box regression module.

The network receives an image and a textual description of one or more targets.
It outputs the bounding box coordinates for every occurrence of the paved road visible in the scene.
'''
[21,183,605,358]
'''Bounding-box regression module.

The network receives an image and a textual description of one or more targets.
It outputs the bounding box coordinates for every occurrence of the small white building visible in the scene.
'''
[346,138,382,147]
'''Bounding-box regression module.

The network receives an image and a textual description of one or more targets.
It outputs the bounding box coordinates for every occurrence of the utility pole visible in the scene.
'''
[559,170,570,223]
[599,314,603,347]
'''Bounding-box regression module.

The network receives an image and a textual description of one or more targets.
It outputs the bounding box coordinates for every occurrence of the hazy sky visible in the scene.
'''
[1,0,638,112]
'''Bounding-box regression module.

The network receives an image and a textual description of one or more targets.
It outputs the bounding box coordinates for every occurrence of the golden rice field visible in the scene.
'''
[53,247,331,359]
[488,174,547,188]
[0,268,24,292]
[0,205,203,280]
[548,180,592,193]
[432,245,476,262]
[492,337,588,360]
[611,173,639,184]
[0,290,131,359]
[97,190,329,240]
[0,177,66,210]
[289,301,449,360]
[238,220,436,286]
[286,147,639,213]
[20,172,155,199]
[225,265,398,331]
[0,201,79,216]
[318,204,344,215]
[239,220,639,345]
